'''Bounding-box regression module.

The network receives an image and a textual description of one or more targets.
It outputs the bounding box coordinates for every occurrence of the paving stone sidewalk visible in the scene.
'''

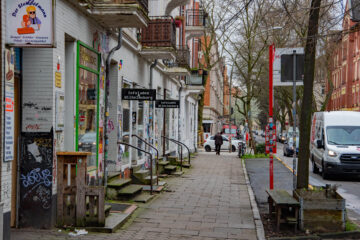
[11,152,258,240]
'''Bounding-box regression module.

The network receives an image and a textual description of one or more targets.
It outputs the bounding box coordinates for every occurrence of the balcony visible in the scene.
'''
[162,46,190,77]
[165,0,190,15]
[140,16,177,61]
[76,0,149,28]
[185,9,208,41]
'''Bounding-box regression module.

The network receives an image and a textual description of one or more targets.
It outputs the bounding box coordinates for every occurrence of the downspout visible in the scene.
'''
[104,28,122,186]
[178,81,183,156]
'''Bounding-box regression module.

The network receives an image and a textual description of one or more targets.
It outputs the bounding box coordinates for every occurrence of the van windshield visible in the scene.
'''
[326,126,360,145]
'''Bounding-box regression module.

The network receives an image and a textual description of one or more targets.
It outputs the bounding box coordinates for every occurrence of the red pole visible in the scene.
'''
[269,44,274,190]
[269,44,274,116]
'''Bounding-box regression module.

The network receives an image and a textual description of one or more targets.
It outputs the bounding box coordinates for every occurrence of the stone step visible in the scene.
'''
[133,193,155,203]
[118,184,143,196]
[172,171,184,176]
[107,178,132,188]
[143,175,158,185]
[167,156,178,165]
[142,185,165,193]
[164,165,177,171]
[158,160,170,166]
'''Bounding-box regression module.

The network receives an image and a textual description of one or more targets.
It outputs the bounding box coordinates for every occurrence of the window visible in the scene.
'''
[76,42,100,170]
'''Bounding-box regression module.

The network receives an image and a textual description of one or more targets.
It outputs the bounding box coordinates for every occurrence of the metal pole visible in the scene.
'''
[292,50,297,190]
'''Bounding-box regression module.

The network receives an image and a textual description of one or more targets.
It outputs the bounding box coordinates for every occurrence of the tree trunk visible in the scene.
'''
[297,0,322,189]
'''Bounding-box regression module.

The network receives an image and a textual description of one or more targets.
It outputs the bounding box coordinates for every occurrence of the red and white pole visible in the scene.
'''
[268,44,275,190]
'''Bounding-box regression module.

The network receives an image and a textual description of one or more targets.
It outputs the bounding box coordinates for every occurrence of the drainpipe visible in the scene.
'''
[149,60,158,147]
[104,28,122,186]
[178,81,183,156]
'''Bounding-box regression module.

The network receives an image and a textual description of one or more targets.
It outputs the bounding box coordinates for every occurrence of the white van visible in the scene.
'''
[310,111,360,179]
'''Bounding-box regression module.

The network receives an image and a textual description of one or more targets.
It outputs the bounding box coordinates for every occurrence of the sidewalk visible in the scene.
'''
[12,152,261,240]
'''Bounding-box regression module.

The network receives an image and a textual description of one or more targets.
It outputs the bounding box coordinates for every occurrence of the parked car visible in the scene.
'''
[283,134,299,157]
[277,131,287,143]
[204,135,244,152]
[310,111,360,179]
[78,132,97,152]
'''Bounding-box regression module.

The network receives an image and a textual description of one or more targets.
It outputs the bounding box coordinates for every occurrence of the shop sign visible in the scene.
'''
[79,45,98,71]
[4,49,15,162]
[122,89,156,101]
[6,0,54,47]
[155,100,180,108]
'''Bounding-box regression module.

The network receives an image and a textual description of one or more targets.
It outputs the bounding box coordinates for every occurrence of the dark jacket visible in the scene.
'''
[214,134,223,145]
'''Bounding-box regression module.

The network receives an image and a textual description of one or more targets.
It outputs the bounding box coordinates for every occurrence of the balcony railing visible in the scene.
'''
[186,70,207,85]
[176,45,190,67]
[140,16,176,49]
[186,9,207,27]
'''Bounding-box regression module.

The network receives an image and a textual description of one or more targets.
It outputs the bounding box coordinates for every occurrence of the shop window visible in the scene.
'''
[76,42,100,170]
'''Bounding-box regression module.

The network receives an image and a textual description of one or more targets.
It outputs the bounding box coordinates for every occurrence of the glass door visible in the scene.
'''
[76,41,100,171]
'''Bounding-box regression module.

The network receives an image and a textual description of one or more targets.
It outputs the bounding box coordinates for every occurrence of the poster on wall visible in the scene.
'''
[4,49,15,162]
[6,0,54,47]
[55,92,64,131]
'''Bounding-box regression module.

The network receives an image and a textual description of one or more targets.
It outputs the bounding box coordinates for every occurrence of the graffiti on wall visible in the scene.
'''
[19,130,53,228]
[22,101,52,132]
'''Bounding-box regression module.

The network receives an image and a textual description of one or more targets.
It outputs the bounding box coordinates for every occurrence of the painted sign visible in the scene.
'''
[79,45,99,70]
[6,0,54,46]
[4,49,15,162]
[122,89,156,101]
[155,100,180,108]
[19,130,53,228]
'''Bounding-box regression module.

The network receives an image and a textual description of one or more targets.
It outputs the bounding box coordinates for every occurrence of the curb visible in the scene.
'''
[242,158,266,240]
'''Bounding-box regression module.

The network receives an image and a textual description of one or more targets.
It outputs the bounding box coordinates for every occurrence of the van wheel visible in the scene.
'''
[322,161,330,180]
[232,146,236,152]
[205,146,211,152]
[312,158,319,174]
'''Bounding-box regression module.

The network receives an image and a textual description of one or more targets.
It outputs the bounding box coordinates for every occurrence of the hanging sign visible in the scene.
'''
[6,0,54,47]
[155,100,180,108]
[121,89,156,101]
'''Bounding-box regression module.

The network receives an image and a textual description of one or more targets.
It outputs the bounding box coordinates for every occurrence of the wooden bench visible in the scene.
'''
[266,189,300,232]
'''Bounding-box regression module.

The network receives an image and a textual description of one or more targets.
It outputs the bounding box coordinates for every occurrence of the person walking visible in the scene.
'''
[214,132,223,155]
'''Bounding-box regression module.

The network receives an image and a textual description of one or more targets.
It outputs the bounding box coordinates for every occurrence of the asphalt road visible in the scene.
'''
[254,135,360,223]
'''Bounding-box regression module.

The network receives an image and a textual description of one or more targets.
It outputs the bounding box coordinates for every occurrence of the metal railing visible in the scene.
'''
[185,9,207,27]
[82,0,149,14]
[117,141,154,194]
[140,16,176,48]
[161,136,191,171]
[132,134,159,185]
[176,45,191,67]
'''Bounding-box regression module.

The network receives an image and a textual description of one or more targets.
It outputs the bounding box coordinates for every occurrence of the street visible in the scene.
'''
[255,135,360,224]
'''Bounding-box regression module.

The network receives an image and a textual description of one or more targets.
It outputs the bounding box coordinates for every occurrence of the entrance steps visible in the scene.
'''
[85,202,137,233]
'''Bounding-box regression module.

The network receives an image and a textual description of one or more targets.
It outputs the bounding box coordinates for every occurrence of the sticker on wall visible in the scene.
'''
[118,60,123,70]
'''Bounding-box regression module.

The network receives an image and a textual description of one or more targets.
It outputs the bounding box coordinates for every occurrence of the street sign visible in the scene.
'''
[155,100,180,108]
[122,89,156,101]
[273,48,304,86]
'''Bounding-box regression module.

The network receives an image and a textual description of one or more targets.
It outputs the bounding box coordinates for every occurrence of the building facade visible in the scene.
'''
[1,0,207,238]
[201,42,224,138]
[326,0,360,111]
